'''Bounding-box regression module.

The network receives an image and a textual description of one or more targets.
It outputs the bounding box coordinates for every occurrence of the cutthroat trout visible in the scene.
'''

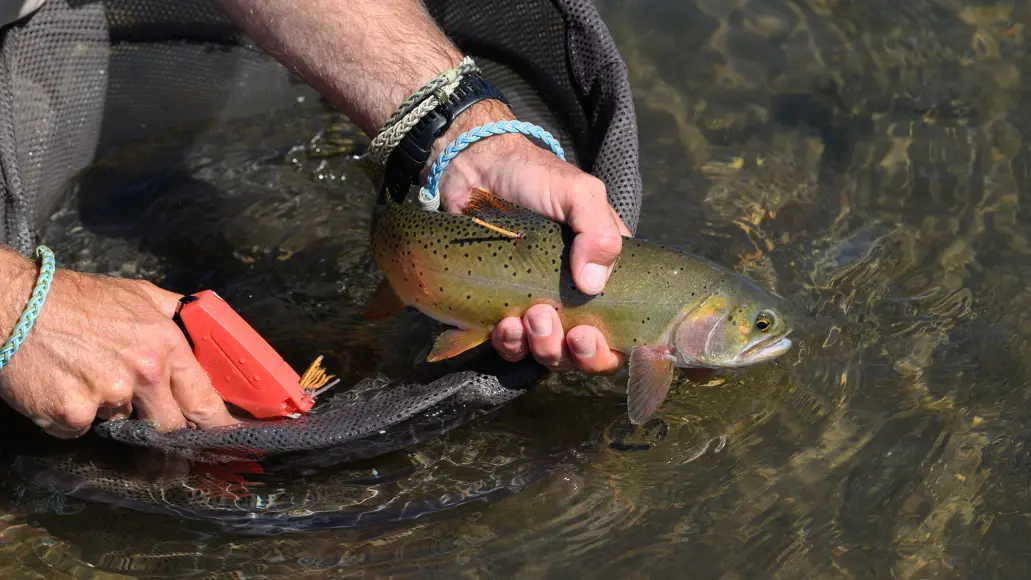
[365,188,793,424]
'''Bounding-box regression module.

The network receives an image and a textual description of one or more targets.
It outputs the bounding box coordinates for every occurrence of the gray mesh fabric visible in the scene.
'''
[92,361,543,463]
[425,0,643,232]
[0,0,641,458]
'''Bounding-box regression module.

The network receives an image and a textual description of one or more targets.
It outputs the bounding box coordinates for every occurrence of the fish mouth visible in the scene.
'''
[733,332,793,366]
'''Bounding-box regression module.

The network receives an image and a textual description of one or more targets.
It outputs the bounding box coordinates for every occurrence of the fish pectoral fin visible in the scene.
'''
[426,328,491,362]
[626,347,677,425]
[361,278,406,320]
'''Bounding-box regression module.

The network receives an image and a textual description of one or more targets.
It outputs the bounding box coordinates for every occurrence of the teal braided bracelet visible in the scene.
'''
[417,120,566,211]
[0,245,56,371]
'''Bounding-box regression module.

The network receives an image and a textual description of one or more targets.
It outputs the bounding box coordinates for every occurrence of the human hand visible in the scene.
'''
[0,251,238,439]
[427,100,632,374]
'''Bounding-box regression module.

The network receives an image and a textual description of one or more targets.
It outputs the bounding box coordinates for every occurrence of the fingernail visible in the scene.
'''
[527,312,552,337]
[502,326,522,346]
[568,335,596,359]
[580,263,609,294]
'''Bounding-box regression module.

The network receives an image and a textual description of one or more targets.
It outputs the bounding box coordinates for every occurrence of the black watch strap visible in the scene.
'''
[379,73,508,204]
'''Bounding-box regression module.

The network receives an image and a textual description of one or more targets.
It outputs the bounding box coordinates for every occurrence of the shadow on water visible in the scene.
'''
[0,103,645,576]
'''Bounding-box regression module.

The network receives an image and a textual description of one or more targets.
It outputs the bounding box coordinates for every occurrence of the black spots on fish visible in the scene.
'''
[527,293,532,298]
[633,337,638,343]
[504,264,509,269]
[467,269,472,276]
[728,315,733,323]
[433,250,437,255]
[439,286,444,293]
[504,302,509,307]
[464,253,470,258]
[466,295,471,300]
[493,252,498,258]
[477,256,483,262]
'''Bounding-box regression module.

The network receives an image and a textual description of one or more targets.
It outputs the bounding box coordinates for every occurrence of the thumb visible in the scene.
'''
[553,173,630,295]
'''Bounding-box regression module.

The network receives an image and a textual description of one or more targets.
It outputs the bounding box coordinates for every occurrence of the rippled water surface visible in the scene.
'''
[5,0,1031,578]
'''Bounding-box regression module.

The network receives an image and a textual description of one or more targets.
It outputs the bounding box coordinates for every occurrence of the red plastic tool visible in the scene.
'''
[174,290,315,419]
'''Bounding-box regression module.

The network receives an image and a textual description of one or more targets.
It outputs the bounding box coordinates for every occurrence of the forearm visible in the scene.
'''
[218,0,469,137]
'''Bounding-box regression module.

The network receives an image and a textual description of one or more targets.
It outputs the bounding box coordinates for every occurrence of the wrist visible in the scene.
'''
[367,51,466,133]
[421,99,534,191]
[0,249,40,339]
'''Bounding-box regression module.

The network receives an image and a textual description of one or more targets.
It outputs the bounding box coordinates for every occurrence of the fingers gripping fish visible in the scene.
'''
[364,188,793,424]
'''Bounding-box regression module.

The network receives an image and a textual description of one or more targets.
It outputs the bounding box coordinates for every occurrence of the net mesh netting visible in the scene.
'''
[0,0,641,462]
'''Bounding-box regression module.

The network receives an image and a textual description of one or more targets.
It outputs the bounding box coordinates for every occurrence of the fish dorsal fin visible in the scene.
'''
[462,188,551,225]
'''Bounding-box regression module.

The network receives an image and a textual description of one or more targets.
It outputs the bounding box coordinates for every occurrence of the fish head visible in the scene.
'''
[670,280,793,369]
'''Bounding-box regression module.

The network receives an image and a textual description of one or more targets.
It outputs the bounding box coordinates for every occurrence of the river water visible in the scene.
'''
[3,0,1031,578]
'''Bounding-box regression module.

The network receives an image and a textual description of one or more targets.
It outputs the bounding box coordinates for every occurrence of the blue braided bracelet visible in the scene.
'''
[417,120,566,211]
[0,245,56,372]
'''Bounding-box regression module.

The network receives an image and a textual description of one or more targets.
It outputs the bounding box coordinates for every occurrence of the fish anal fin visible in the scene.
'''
[626,347,677,424]
[361,278,406,320]
[426,328,491,362]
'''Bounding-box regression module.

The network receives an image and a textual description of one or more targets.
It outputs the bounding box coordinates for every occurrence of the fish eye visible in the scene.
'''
[755,311,775,332]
